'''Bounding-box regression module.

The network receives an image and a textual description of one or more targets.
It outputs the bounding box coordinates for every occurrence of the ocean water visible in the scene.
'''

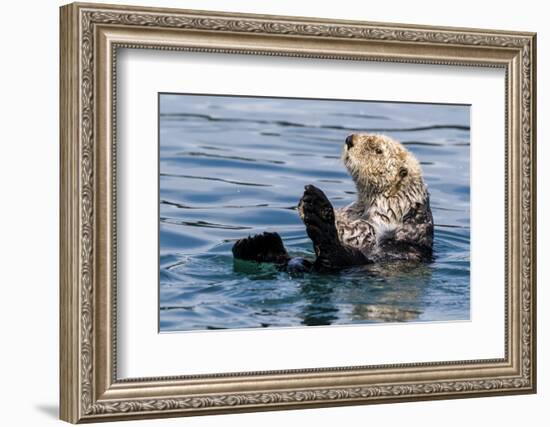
[159,94,470,332]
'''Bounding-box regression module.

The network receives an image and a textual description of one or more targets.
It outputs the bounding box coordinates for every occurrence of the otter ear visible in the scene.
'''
[399,167,408,179]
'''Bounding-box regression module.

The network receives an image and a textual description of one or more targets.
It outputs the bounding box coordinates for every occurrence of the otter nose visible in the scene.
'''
[345,134,355,149]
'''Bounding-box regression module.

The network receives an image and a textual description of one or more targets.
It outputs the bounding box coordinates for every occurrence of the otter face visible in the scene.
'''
[342,133,424,198]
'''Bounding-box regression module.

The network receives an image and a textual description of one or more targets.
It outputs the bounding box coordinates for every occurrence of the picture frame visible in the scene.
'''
[59,2,536,423]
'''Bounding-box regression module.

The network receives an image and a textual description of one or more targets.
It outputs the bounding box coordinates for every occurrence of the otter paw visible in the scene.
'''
[298,185,334,222]
[232,232,289,264]
[298,185,339,251]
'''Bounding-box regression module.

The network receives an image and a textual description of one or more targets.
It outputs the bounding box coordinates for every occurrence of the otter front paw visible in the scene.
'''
[298,185,339,252]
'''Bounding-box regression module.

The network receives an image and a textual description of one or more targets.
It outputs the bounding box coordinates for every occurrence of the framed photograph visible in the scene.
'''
[60,2,537,423]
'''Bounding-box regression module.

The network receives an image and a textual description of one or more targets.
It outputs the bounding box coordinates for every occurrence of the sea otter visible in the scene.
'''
[232,133,434,272]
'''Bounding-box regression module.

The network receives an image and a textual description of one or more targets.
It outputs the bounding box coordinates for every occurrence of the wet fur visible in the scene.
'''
[232,134,434,271]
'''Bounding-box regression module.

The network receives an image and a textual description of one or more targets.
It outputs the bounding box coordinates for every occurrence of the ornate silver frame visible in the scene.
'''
[60,2,536,423]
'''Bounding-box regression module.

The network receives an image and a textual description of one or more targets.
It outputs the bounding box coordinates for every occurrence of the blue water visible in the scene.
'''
[159,94,470,332]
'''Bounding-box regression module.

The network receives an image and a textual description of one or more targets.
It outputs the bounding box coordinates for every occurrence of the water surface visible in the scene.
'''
[159,94,470,332]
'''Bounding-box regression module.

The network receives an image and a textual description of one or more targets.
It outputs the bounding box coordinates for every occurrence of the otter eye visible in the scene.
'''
[375,148,383,154]
[399,168,408,178]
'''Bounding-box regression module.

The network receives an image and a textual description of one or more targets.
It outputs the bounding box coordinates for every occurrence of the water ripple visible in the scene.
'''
[177,151,286,165]
[160,217,253,230]
[161,112,470,133]
[160,172,272,187]
[161,199,297,211]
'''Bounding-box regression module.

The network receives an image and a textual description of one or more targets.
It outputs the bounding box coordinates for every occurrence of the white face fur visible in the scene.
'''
[343,134,424,196]
[342,133,428,222]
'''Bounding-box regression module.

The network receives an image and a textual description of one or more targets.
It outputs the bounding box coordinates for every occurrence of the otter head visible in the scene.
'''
[342,133,428,220]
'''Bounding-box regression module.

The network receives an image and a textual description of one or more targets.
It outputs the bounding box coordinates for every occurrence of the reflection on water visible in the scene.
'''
[159,94,470,332]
